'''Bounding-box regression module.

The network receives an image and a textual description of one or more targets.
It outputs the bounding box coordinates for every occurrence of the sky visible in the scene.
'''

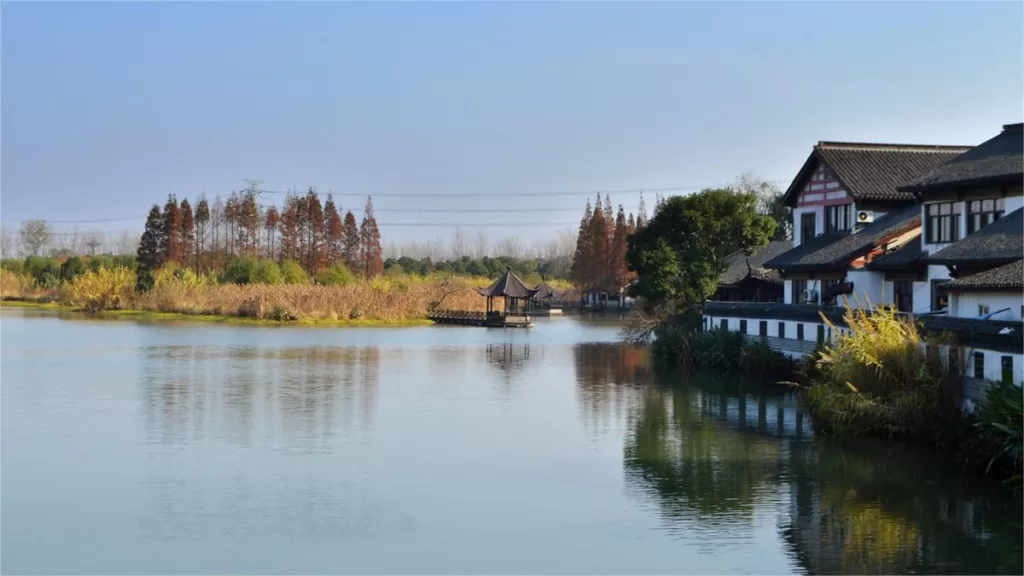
[2,1,1022,247]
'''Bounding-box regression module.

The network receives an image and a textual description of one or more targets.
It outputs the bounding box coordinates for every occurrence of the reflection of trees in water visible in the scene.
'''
[139,345,380,448]
[574,343,653,433]
[783,439,1023,575]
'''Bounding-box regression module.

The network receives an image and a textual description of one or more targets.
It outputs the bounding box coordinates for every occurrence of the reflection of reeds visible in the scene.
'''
[139,345,381,446]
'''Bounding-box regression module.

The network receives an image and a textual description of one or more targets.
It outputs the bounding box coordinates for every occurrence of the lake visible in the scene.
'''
[1,308,1020,574]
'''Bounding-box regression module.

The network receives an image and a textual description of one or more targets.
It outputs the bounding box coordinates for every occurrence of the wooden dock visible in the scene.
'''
[427,310,533,328]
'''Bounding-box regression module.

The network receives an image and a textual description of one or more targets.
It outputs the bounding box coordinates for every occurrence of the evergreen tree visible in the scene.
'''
[195,197,210,267]
[324,194,343,266]
[264,206,280,260]
[180,199,196,267]
[342,210,361,270]
[610,205,629,290]
[587,197,609,291]
[570,200,593,290]
[359,196,383,277]
[137,205,164,273]
[160,194,182,265]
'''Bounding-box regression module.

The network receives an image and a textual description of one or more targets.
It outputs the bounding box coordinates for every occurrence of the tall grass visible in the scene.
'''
[802,305,963,443]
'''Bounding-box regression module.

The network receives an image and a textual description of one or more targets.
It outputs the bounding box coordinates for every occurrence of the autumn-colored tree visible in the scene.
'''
[180,199,196,267]
[570,200,593,290]
[323,194,343,266]
[609,205,630,289]
[195,196,210,267]
[160,194,183,264]
[137,205,164,272]
[210,196,223,255]
[239,190,260,257]
[264,206,280,260]
[359,196,383,277]
[278,194,301,262]
[299,188,325,274]
[342,210,360,269]
[587,196,610,291]
[224,193,239,255]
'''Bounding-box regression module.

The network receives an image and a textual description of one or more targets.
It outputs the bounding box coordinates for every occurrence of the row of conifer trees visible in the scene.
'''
[136,188,384,278]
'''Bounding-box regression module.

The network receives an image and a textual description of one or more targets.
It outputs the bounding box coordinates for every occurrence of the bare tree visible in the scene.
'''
[496,236,525,259]
[451,229,467,259]
[472,230,489,259]
[0,226,15,258]
[18,220,50,256]
[116,230,139,255]
[736,172,791,240]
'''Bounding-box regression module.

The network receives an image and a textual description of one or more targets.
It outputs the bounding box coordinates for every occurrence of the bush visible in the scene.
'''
[87,255,116,272]
[221,257,257,285]
[279,260,308,284]
[23,256,61,287]
[348,307,364,320]
[740,339,795,383]
[110,255,137,271]
[1,258,24,274]
[60,256,87,283]
[315,264,355,286]
[691,327,745,372]
[61,267,136,313]
[975,380,1023,487]
[251,260,284,285]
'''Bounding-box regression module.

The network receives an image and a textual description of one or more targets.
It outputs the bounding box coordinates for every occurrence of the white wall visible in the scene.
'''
[966,349,1024,385]
[846,269,884,307]
[1006,196,1024,213]
[784,278,826,305]
[792,205,824,246]
[952,292,1024,320]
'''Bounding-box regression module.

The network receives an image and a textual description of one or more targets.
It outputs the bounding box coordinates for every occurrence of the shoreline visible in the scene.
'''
[0,299,435,328]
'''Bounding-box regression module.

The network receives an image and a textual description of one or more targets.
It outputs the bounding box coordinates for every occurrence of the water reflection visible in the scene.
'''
[572,345,1022,574]
[139,345,381,447]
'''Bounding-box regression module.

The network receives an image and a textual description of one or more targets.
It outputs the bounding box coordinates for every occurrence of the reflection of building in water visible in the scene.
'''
[139,345,381,447]
[782,441,1022,575]
[485,343,531,377]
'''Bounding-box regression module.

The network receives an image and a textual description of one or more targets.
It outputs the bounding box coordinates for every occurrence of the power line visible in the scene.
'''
[257,181,788,198]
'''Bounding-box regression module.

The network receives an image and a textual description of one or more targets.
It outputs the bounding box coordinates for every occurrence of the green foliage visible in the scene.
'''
[279,260,309,284]
[1,258,24,274]
[221,257,257,285]
[348,307,364,320]
[250,260,284,285]
[135,269,155,293]
[315,264,355,286]
[59,256,87,283]
[387,256,570,280]
[739,339,796,383]
[626,188,776,307]
[975,380,1023,487]
[111,254,137,271]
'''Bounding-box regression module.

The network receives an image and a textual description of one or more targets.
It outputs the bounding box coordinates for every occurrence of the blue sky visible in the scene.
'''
[2,1,1022,244]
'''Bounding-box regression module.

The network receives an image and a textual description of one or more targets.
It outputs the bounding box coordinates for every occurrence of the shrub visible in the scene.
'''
[87,255,116,272]
[279,260,308,284]
[60,256,87,283]
[1,258,24,274]
[222,257,257,285]
[61,267,136,313]
[315,264,355,286]
[24,256,61,287]
[251,260,284,285]
[691,327,744,372]
[348,307,364,320]
[110,255,137,271]
[135,269,155,293]
[740,339,795,383]
[975,380,1023,487]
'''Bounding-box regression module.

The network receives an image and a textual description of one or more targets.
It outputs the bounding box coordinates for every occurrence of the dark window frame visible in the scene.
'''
[800,213,816,243]
[797,324,804,341]
[925,202,961,244]
[720,319,728,331]
[825,204,852,233]
[792,279,808,304]
[778,322,786,339]
[739,320,748,334]
[931,280,950,312]
[759,321,768,338]
[1001,356,1014,384]
[893,280,914,313]
[967,198,1005,235]
[973,352,985,379]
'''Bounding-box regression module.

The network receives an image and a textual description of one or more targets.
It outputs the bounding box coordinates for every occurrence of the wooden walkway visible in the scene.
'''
[427,310,533,328]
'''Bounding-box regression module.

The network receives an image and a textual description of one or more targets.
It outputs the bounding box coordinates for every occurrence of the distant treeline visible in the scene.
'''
[383,255,570,280]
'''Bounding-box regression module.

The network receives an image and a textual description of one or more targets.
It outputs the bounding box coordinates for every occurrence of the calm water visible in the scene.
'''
[1,309,1020,575]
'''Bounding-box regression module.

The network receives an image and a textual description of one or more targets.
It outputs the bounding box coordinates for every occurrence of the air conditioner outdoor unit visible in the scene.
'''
[856,210,874,224]
[801,289,818,303]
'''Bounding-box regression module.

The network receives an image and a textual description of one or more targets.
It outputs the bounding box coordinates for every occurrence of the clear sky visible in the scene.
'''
[2,1,1022,245]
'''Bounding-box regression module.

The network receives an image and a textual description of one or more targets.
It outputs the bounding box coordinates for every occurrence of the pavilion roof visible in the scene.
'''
[477,267,538,299]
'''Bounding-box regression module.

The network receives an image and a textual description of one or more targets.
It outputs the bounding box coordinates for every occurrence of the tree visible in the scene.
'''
[264,206,280,260]
[224,192,239,255]
[18,220,50,256]
[626,188,776,308]
[587,195,610,290]
[570,200,593,290]
[239,191,260,256]
[195,197,210,266]
[323,194,343,266]
[637,192,648,229]
[342,210,360,269]
[180,198,196,267]
[137,205,164,272]
[735,172,792,241]
[359,196,383,277]
[299,188,325,274]
[610,205,630,290]
[278,194,301,263]
[158,194,183,265]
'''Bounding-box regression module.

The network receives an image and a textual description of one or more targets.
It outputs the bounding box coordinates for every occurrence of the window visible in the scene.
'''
[759,321,768,338]
[821,279,840,305]
[720,319,728,331]
[826,204,852,233]
[967,198,1005,234]
[739,320,748,334]
[792,279,808,303]
[973,352,985,379]
[925,202,961,244]
[817,324,825,345]
[894,281,914,313]
[797,324,804,341]
[779,322,786,339]
[1002,356,1014,384]
[800,213,817,244]
[948,347,961,375]
[979,304,990,316]
[931,280,950,311]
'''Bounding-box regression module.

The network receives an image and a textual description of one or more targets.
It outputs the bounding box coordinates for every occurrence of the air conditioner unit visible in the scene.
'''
[801,289,818,303]
[856,210,874,224]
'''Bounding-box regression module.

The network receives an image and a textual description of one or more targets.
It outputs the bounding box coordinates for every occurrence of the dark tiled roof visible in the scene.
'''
[928,208,1024,266]
[477,267,537,298]
[864,236,926,270]
[719,240,793,286]
[781,142,970,206]
[532,281,559,299]
[901,123,1024,193]
[943,260,1023,292]
[764,205,921,271]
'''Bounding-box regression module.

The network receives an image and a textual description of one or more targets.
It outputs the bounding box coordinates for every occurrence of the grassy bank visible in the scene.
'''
[1,266,572,325]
